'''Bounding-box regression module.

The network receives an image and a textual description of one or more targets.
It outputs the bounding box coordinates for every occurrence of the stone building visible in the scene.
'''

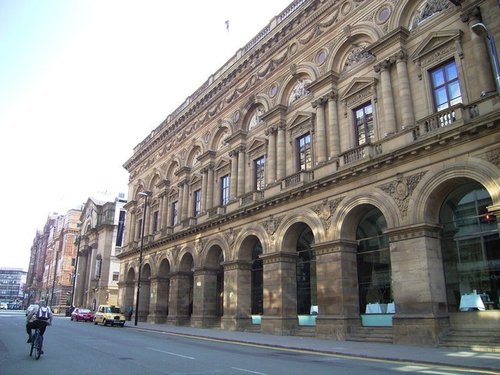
[25,213,58,306]
[41,209,81,313]
[118,0,500,346]
[74,195,127,310]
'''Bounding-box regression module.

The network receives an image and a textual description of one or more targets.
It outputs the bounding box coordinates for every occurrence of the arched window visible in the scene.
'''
[296,227,316,315]
[357,207,392,314]
[251,242,263,315]
[440,182,499,312]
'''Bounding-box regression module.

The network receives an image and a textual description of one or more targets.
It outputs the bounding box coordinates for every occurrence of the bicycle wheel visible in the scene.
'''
[34,332,42,360]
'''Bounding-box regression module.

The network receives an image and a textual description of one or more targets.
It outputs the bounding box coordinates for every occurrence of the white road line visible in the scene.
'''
[231,367,268,375]
[147,347,195,359]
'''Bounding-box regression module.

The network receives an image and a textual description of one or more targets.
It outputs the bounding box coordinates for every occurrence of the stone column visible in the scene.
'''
[237,146,246,197]
[229,150,238,200]
[201,168,208,212]
[461,7,496,97]
[221,260,253,331]
[260,252,298,335]
[374,59,397,136]
[192,268,220,328]
[312,97,327,164]
[314,240,359,339]
[395,51,415,128]
[206,166,214,210]
[276,123,286,180]
[147,277,160,323]
[386,224,449,346]
[182,181,189,220]
[177,181,184,223]
[265,127,277,184]
[167,272,193,326]
[144,202,151,236]
[327,92,340,159]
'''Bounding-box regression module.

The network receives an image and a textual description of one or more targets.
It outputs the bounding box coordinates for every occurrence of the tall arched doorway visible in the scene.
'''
[296,226,316,316]
[357,206,393,326]
[440,182,499,312]
[251,241,263,316]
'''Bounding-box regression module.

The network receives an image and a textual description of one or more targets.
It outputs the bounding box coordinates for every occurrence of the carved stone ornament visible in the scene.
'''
[262,215,283,236]
[480,149,500,167]
[195,239,205,255]
[410,0,452,30]
[378,172,427,217]
[311,197,343,232]
[224,228,241,246]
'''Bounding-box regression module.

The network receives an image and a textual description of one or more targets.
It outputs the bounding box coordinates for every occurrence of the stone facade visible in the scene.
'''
[74,195,127,310]
[118,0,500,346]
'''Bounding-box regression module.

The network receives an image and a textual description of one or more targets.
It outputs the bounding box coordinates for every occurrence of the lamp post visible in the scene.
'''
[471,22,500,96]
[70,235,82,309]
[135,192,149,326]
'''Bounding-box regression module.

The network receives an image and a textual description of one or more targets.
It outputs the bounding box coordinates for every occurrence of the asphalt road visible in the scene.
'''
[0,311,494,375]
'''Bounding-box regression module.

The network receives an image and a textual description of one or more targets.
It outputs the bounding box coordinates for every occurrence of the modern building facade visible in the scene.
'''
[0,268,27,305]
[118,0,500,346]
[74,195,127,310]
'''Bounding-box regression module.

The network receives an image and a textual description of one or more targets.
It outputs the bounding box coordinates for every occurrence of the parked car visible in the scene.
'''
[71,308,95,322]
[93,305,126,327]
[0,302,8,310]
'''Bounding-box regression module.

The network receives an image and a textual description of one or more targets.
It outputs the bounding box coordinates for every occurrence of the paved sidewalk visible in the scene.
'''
[125,321,500,373]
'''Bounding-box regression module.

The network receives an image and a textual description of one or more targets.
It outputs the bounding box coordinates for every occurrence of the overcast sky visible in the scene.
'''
[0,0,293,271]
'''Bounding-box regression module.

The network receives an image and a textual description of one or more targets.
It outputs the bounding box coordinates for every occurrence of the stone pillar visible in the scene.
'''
[461,7,496,97]
[265,127,277,184]
[387,224,449,346]
[182,181,189,220]
[177,181,184,222]
[260,252,298,335]
[75,250,88,307]
[147,277,160,323]
[276,123,286,180]
[167,272,193,326]
[312,97,327,164]
[314,240,359,339]
[229,150,238,200]
[374,59,397,136]
[395,51,415,128]
[237,146,246,197]
[221,260,253,331]
[327,92,340,159]
[201,168,208,212]
[192,268,220,328]
[206,166,214,210]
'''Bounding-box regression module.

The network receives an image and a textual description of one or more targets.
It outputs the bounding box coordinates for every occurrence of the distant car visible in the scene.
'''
[94,305,126,327]
[0,302,8,310]
[26,304,38,316]
[71,308,95,322]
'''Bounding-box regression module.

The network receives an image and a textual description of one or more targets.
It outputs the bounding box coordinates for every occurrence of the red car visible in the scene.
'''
[71,308,95,322]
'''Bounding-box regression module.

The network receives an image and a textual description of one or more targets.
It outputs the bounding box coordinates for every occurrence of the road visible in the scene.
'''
[0,310,495,374]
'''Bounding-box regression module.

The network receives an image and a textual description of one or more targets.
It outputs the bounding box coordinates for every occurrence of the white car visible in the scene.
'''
[0,302,8,310]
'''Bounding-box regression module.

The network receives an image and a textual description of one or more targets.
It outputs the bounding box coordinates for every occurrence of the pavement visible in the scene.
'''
[124,321,500,373]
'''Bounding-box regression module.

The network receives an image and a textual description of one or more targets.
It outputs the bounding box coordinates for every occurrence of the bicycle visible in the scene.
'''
[29,328,43,360]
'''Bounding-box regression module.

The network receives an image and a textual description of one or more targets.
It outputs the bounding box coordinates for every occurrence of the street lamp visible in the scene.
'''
[135,191,149,326]
[471,22,500,96]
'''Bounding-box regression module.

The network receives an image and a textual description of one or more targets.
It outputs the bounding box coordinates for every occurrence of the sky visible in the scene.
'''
[0,0,293,271]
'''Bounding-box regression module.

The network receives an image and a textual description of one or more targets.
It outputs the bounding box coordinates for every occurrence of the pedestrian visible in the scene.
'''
[127,306,133,321]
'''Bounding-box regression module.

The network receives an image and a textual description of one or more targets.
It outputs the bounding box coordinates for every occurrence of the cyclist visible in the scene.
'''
[26,300,53,347]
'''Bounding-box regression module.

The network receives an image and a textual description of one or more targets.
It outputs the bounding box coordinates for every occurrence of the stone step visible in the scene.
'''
[439,329,500,352]
[347,327,393,344]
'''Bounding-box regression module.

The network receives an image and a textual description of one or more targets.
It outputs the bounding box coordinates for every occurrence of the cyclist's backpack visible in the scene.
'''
[37,306,49,321]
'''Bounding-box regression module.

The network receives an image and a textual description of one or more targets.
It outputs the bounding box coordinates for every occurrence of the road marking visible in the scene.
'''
[231,367,268,375]
[147,347,195,359]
